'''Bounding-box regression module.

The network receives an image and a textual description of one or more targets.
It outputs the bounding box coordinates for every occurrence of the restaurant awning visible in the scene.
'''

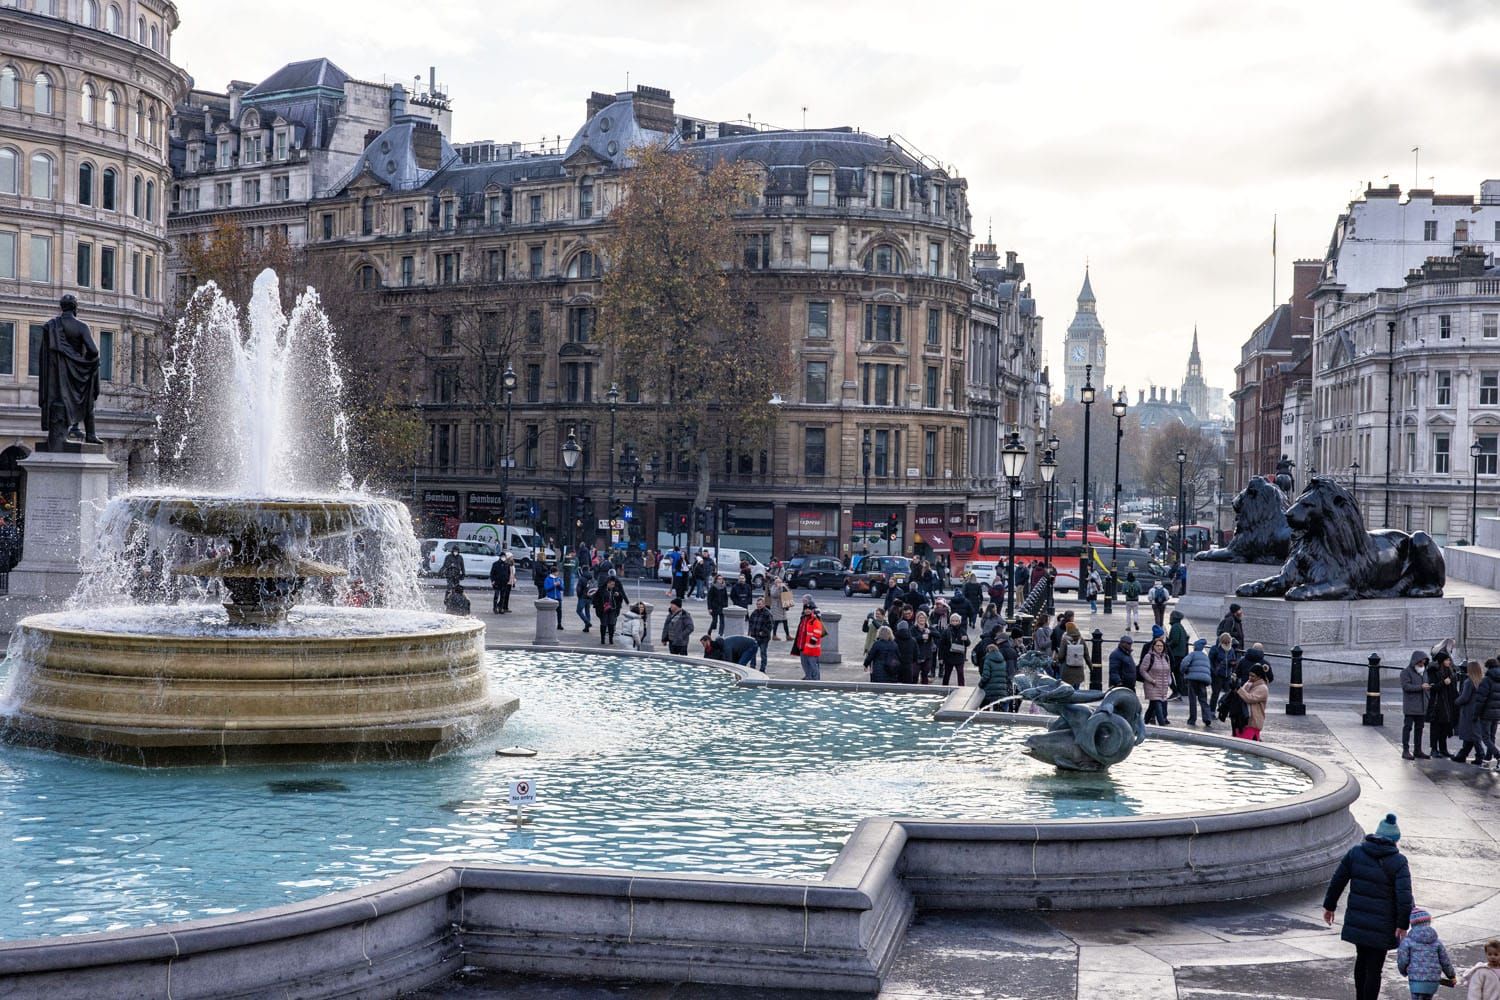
[914,528,951,552]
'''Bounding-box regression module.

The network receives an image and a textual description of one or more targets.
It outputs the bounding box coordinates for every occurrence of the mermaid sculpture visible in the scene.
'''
[1019,675,1146,772]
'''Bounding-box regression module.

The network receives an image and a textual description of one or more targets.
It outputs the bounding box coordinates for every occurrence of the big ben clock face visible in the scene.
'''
[1071,344,1087,363]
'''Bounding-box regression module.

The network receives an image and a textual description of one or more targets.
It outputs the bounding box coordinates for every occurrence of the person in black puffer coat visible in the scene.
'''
[863,626,901,684]
[893,619,918,685]
[1476,657,1500,767]
[1322,813,1413,1000]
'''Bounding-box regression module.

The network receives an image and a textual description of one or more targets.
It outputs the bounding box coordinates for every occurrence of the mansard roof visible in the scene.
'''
[244,58,349,99]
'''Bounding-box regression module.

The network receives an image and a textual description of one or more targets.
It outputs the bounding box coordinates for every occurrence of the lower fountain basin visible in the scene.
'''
[0,607,515,766]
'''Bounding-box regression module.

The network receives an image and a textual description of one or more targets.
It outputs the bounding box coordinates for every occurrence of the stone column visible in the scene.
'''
[722,605,747,636]
[819,609,842,665]
[637,600,655,651]
[533,598,559,645]
[9,445,116,599]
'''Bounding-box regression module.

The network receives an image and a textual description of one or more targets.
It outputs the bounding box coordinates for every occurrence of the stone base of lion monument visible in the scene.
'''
[1176,563,1278,625]
[1195,596,1465,683]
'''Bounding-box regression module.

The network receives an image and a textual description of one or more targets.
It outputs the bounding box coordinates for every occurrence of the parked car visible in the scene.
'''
[785,555,846,590]
[843,555,912,597]
[456,522,554,566]
[1107,547,1170,585]
[420,538,501,578]
[657,548,770,586]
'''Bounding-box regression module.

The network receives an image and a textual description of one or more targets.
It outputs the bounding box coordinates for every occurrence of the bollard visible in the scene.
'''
[637,601,655,651]
[1285,645,1306,716]
[1090,628,1104,690]
[819,610,842,665]
[1361,652,1383,726]
[722,605,748,637]
[533,598,559,646]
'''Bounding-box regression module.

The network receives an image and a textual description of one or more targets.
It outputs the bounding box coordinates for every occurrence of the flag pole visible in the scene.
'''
[1272,213,1278,310]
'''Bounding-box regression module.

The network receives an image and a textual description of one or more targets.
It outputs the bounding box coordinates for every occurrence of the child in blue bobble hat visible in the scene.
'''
[1396,905,1456,999]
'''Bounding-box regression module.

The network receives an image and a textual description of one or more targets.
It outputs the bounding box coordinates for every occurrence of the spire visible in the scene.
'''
[1078,266,1095,304]
[1189,326,1201,363]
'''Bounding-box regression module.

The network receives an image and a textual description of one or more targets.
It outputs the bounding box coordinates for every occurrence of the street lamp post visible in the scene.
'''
[1080,365,1096,604]
[1040,444,1057,614]
[501,364,517,512]
[619,445,642,555]
[1002,432,1028,620]
[1471,441,1483,544]
[1110,391,1128,591]
[861,431,872,560]
[1176,447,1187,564]
[605,384,619,549]
[562,429,581,561]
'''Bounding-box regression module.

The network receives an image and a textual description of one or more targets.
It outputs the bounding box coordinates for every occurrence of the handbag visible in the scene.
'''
[779,588,793,611]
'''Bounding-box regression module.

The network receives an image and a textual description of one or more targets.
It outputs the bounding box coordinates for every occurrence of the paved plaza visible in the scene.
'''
[405,579,1500,999]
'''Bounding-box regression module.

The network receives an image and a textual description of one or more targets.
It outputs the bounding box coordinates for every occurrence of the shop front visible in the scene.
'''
[786,506,841,557]
[913,507,952,561]
[849,505,905,557]
[720,501,773,564]
[465,491,507,524]
[420,490,460,537]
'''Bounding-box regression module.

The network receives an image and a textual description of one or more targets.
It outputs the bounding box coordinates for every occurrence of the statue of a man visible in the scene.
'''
[1274,454,1295,496]
[39,294,101,449]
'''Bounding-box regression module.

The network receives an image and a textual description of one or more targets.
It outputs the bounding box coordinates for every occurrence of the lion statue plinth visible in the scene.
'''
[1195,476,1291,565]
[1237,477,1445,600]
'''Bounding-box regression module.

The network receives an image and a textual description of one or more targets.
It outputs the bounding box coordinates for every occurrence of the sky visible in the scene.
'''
[173,0,1500,399]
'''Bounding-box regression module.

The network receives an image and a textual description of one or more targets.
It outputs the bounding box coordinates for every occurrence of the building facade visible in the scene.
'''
[1181,328,1207,421]
[0,0,189,547]
[1229,259,1318,491]
[297,84,1048,561]
[1062,269,1104,402]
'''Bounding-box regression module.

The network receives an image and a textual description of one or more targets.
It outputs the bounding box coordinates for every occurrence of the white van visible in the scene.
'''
[457,522,554,566]
[657,547,770,586]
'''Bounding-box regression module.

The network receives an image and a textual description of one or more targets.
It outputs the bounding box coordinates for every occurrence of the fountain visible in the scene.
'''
[0,270,516,765]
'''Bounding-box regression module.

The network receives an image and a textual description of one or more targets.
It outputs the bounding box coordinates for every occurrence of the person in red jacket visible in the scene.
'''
[792,598,825,680]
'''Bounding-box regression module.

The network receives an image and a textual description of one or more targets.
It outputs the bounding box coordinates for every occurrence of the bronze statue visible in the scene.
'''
[1018,675,1146,772]
[1274,454,1295,496]
[1194,476,1291,565]
[39,294,101,449]
[1237,477,1445,600]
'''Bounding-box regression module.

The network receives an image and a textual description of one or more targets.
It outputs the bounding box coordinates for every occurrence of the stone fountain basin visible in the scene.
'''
[121,494,389,541]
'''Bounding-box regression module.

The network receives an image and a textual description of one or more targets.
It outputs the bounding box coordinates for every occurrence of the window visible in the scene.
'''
[529,245,543,278]
[809,233,830,269]
[1479,435,1500,475]
[105,3,119,33]
[927,307,941,346]
[130,251,140,294]
[524,425,539,469]
[134,98,144,137]
[144,180,154,220]
[0,148,13,195]
[929,182,944,215]
[217,139,231,168]
[565,250,596,279]
[0,233,13,278]
[215,181,230,207]
[528,194,542,223]
[1483,371,1500,406]
[878,172,896,209]
[150,23,158,50]
[441,200,453,230]
[103,89,116,129]
[275,130,287,160]
[77,162,93,205]
[131,174,142,215]
[28,324,43,376]
[872,429,891,476]
[1408,432,1418,473]
[810,173,831,207]
[360,198,373,235]
[743,233,770,270]
[356,264,378,290]
[0,322,11,375]
[862,364,900,406]
[404,206,416,233]
[928,242,942,276]
[30,152,53,199]
[807,301,829,339]
[924,430,937,478]
[562,362,593,402]
[437,252,459,284]
[321,213,334,239]
[526,309,542,344]
[144,255,153,300]
[804,361,828,404]
[101,167,115,209]
[99,330,113,380]
[0,67,15,109]
[578,177,593,218]
[1439,314,1452,340]
[1424,220,1438,241]
[1485,314,1498,340]
[1436,370,1452,406]
[487,249,504,281]
[925,366,939,407]
[525,364,541,403]
[100,245,114,289]
[438,314,455,347]
[804,428,826,476]
[80,82,94,124]
[1435,432,1451,474]
[864,303,902,342]
[29,235,50,282]
[76,241,91,286]
[82,0,98,25]
[567,306,595,343]
[272,175,289,200]
[865,245,896,273]
[33,73,51,115]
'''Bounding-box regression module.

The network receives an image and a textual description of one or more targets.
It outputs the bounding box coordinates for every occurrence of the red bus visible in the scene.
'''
[950,529,1114,592]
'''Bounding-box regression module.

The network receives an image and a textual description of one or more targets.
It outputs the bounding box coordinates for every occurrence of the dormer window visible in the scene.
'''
[877,173,896,209]
[579,177,594,218]
[810,173,831,207]
[218,140,231,168]
[275,129,287,160]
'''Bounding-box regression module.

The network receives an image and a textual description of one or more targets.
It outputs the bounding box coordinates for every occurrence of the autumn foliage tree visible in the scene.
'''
[598,144,789,530]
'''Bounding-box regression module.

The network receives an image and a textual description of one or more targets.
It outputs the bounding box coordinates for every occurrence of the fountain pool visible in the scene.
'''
[0,649,1314,941]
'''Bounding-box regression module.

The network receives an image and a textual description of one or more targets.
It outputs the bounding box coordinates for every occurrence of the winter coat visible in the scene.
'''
[998,636,1019,675]
[1108,646,1138,688]
[1033,624,1052,655]
[1235,647,1273,686]
[1182,649,1212,684]
[894,621,917,676]
[1461,965,1500,1000]
[1166,618,1189,659]
[1216,612,1244,649]
[1456,676,1482,742]
[979,647,1014,704]
[1396,923,1455,984]
[747,606,773,642]
[707,584,728,613]
[943,626,970,667]
[793,613,825,658]
[962,580,983,609]
[1238,677,1269,729]
[1322,836,1413,950]
[767,580,789,622]
[864,638,901,683]
[592,582,627,619]
[914,624,937,665]
[1426,662,1459,729]
[1139,650,1173,701]
[1477,663,1500,722]
[1209,641,1236,681]
[1401,653,1430,716]
[661,608,695,647]
[1122,578,1142,601]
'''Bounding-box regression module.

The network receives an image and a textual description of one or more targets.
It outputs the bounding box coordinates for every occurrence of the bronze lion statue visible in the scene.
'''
[1195,476,1291,565]
[1237,477,1445,600]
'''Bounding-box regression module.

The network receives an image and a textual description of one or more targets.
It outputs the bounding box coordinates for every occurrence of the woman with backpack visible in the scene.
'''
[1060,626,1089,689]
[1139,635,1173,725]
[1121,571,1142,631]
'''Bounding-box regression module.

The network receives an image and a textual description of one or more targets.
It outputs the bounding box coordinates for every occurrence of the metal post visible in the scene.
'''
[1006,486,1017,619]
[1285,645,1306,716]
[1090,628,1104,690]
[606,384,618,548]
[1362,653,1384,726]
[1080,366,1094,604]
[861,432,871,560]
[1472,442,1482,544]
[1111,398,1125,589]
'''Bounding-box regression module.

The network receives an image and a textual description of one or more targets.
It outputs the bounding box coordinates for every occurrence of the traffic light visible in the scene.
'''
[610,502,623,520]
[677,513,689,533]
[512,498,529,522]
[886,513,899,539]
[570,496,587,520]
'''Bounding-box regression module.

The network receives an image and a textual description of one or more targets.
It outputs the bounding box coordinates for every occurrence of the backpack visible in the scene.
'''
[971,639,987,668]
[1150,584,1168,605]
[1066,640,1087,668]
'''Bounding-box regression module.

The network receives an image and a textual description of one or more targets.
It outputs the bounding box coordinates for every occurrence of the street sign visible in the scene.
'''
[508,778,537,806]
[597,519,626,530]
[622,505,634,521]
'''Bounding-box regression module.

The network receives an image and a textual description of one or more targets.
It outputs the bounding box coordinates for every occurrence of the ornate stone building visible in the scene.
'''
[300,84,1043,560]
[1181,328,1207,421]
[1062,269,1104,402]
[0,0,189,552]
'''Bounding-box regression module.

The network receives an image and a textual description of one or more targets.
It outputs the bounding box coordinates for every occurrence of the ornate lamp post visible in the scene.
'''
[1350,459,1360,512]
[1110,390,1128,588]
[859,431,872,561]
[619,445,642,552]
[1080,365,1096,592]
[1001,432,1028,619]
[1039,444,1057,613]
[1471,440,1483,544]
[605,383,619,548]
[501,363,517,510]
[1176,447,1188,563]
[562,429,581,558]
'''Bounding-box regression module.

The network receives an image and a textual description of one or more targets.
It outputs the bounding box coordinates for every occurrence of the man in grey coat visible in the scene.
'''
[1401,650,1431,761]
[661,598,695,655]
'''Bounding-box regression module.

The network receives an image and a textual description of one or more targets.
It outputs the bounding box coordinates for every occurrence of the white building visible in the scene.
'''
[1322,180,1500,290]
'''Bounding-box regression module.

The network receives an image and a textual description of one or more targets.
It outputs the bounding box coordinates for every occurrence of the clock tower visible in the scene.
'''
[1063,268,1106,402]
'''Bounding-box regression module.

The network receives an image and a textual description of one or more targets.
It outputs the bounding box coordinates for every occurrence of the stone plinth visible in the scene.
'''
[819,610,842,665]
[1231,596,1465,683]
[722,605,747,636]
[8,446,115,599]
[533,598,559,645]
[1176,561,1278,628]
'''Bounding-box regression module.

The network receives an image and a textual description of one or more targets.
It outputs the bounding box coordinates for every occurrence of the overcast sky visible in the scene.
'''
[174,0,1500,400]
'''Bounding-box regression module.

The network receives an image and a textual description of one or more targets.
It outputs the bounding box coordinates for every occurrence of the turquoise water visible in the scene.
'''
[0,650,1310,940]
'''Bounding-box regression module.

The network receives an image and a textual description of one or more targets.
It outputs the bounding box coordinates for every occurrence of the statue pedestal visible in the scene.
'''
[1226,596,1464,683]
[9,446,115,599]
[1175,562,1278,625]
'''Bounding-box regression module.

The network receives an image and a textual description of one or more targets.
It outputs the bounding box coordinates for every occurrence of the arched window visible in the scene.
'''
[80,81,94,124]
[135,97,144,137]
[566,250,599,279]
[863,245,900,274]
[148,104,158,145]
[33,72,51,115]
[103,88,117,129]
[105,3,120,33]
[78,162,93,206]
[82,0,98,27]
[30,152,53,199]
[0,67,16,109]
[356,264,379,290]
[131,174,141,216]
[144,179,154,220]
[136,15,145,41]
[149,24,158,51]
[101,166,116,209]
[0,148,17,195]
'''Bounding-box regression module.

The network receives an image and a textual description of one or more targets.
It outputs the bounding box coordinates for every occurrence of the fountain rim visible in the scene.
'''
[14,608,484,648]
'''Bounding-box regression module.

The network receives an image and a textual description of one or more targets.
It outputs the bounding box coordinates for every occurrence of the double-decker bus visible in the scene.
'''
[949,529,1115,592]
